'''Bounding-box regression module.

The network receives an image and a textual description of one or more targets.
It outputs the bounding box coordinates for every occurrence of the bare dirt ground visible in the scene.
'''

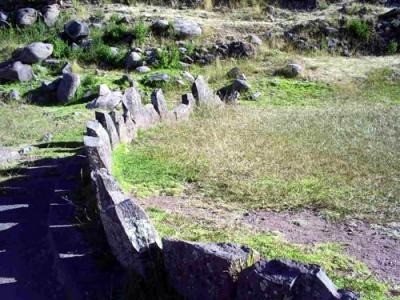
[138,195,400,285]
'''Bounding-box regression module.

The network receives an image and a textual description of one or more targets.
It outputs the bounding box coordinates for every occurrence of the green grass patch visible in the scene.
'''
[346,18,372,41]
[147,208,390,300]
[112,143,196,197]
[247,77,334,106]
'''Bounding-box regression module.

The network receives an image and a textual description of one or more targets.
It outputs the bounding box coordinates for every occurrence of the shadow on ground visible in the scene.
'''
[0,147,126,300]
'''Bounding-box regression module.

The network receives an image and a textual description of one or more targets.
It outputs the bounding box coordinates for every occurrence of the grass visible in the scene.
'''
[346,18,372,41]
[147,207,391,300]
[113,76,400,222]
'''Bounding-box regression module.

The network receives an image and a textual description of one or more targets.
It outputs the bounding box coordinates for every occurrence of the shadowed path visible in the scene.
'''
[0,152,125,300]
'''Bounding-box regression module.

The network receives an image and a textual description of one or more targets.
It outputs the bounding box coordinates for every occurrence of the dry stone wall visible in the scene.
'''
[83,75,358,300]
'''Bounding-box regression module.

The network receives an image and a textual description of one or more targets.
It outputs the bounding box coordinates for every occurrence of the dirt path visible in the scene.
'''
[139,195,400,285]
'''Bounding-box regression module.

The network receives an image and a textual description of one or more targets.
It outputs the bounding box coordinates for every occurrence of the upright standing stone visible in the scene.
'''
[93,169,162,279]
[192,75,223,106]
[151,89,174,122]
[57,73,80,103]
[83,136,112,171]
[86,120,112,171]
[95,111,120,149]
[110,110,137,144]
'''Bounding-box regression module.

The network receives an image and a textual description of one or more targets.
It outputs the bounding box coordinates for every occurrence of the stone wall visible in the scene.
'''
[83,75,358,300]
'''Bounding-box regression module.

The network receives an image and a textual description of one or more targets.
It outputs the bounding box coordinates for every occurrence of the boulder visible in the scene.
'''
[16,8,37,26]
[227,41,256,58]
[57,72,80,103]
[227,67,242,79]
[163,239,259,300]
[121,87,142,115]
[64,20,90,42]
[173,19,202,39]
[274,63,303,78]
[92,168,162,278]
[125,51,142,70]
[0,147,21,165]
[181,71,195,82]
[16,42,54,64]
[95,111,120,149]
[236,259,342,300]
[151,19,170,36]
[247,34,263,46]
[43,4,60,27]
[191,75,223,106]
[86,84,123,110]
[83,136,112,171]
[0,61,33,82]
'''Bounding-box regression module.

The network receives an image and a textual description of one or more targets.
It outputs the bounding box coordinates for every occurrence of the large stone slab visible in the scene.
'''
[57,72,80,103]
[83,136,112,171]
[163,239,259,300]
[121,87,142,115]
[85,120,112,170]
[110,110,137,144]
[151,89,175,122]
[192,75,223,106]
[93,168,162,278]
[95,111,120,149]
[16,42,53,64]
[235,259,341,300]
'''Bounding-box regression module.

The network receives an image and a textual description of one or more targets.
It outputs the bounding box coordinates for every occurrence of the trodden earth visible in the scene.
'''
[0,0,400,299]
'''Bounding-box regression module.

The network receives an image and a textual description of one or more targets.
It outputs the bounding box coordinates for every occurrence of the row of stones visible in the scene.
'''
[83,76,357,299]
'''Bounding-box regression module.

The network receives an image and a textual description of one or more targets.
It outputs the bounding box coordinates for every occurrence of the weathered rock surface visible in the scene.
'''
[136,65,151,73]
[95,111,120,149]
[57,72,80,103]
[163,239,258,300]
[83,135,112,171]
[16,8,38,26]
[173,19,202,39]
[0,146,21,165]
[144,73,170,87]
[236,259,344,300]
[92,168,162,278]
[227,41,256,58]
[151,89,173,121]
[17,42,54,64]
[110,110,137,144]
[192,75,223,106]
[125,51,143,70]
[275,63,303,78]
[150,19,170,36]
[43,4,60,27]
[87,84,123,110]
[64,20,90,41]
[0,61,33,82]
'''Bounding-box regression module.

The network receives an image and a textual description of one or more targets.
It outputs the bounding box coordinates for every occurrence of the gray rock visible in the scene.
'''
[232,79,251,92]
[247,34,263,46]
[191,75,223,106]
[83,136,112,171]
[9,90,20,101]
[122,87,142,115]
[151,19,170,35]
[16,8,38,26]
[151,89,169,119]
[64,20,90,42]
[250,91,261,100]
[110,110,137,144]
[85,120,112,170]
[57,72,80,103]
[145,73,170,86]
[43,4,60,27]
[0,147,21,165]
[0,61,33,82]
[125,51,142,70]
[92,168,162,278]
[95,111,120,149]
[181,93,196,110]
[135,66,151,73]
[0,10,9,27]
[17,42,54,64]
[173,103,191,121]
[236,259,341,300]
[227,41,256,58]
[181,71,195,82]
[163,239,259,300]
[275,63,303,78]
[227,67,241,79]
[173,19,202,39]
[86,84,122,110]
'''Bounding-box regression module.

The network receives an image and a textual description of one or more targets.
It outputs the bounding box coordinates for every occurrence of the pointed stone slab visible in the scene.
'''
[93,168,162,279]
[110,110,137,144]
[95,111,120,149]
[151,89,175,122]
[192,75,223,107]
[83,136,111,171]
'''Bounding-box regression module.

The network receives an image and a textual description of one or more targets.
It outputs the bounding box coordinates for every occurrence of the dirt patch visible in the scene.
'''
[139,195,400,284]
